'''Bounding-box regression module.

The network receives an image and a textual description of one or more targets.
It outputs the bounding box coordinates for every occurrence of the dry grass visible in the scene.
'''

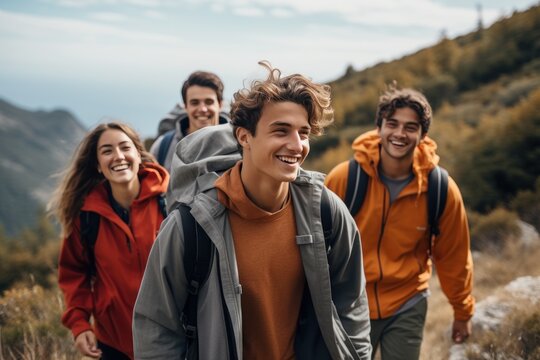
[420,238,540,359]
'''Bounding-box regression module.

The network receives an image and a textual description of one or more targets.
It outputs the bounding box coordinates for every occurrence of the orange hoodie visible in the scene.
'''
[325,130,474,321]
[58,163,169,359]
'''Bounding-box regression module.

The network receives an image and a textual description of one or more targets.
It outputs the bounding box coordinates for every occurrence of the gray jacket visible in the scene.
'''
[133,124,371,359]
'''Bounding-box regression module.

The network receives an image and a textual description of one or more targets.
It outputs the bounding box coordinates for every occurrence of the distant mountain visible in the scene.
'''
[0,98,86,236]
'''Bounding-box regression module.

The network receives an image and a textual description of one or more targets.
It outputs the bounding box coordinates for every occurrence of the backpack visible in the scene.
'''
[79,195,167,281]
[157,130,175,165]
[343,158,448,258]
[155,107,232,166]
[177,185,335,344]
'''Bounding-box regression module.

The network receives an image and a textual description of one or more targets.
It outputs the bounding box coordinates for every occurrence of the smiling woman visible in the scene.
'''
[47,122,169,360]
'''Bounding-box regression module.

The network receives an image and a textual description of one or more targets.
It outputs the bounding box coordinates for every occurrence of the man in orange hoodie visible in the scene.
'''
[325,85,474,359]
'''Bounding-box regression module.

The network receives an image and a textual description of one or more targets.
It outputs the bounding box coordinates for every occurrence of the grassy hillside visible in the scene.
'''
[305,5,540,221]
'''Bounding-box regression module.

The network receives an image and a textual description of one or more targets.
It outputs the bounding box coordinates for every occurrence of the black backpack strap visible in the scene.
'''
[157,194,167,218]
[79,210,100,282]
[177,204,215,342]
[344,158,369,217]
[320,187,334,253]
[427,166,449,258]
[157,130,175,166]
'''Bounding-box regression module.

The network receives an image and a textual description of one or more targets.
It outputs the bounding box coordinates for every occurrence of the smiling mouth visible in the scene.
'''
[277,155,300,164]
[390,140,407,147]
[111,164,130,171]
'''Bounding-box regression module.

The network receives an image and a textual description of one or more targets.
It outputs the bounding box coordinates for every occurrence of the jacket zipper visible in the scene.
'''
[374,190,389,320]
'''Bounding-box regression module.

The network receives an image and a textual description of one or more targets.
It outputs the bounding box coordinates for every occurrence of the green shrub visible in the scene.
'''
[511,177,540,232]
[0,283,79,359]
[469,207,521,251]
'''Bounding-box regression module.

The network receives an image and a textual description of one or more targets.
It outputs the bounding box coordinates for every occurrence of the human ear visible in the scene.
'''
[236,127,251,150]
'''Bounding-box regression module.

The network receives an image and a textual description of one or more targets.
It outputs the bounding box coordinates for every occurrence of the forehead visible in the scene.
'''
[386,107,420,124]
[185,85,218,102]
[258,101,309,128]
[98,129,133,146]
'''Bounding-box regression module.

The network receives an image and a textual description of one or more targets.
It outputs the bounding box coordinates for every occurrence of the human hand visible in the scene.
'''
[74,330,102,358]
[452,319,472,343]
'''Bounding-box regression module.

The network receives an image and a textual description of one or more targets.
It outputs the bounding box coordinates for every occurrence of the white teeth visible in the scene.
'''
[112,164,129,171]
[391,140,405,146]
[278,156,298,164]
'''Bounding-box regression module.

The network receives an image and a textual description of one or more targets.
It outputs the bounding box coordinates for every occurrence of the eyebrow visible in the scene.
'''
[269,121,311,131]
[386,118,420,126]
[98,140,131,151]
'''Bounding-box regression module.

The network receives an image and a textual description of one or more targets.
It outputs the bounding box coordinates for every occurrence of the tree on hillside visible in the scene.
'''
[456,89,540,212]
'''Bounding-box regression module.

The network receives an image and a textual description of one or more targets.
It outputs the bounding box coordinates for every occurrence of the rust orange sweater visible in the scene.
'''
[215,162,304,359]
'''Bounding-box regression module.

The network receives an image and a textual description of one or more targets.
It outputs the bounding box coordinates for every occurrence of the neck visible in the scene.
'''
[109,180,140,210]
[240,169,289,213]
[379,152,414,180]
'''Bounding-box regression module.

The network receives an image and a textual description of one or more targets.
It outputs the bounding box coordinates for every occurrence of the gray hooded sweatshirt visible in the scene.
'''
[133,123,371,359]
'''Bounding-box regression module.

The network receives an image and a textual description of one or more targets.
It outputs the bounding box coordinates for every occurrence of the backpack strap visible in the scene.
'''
[157,194,167,219]
[157,130,175,166]
[320,187,334,253]
[177,204,215,342]
[344,158,369,217]
[79,211,100,283]
[427,166,449,258]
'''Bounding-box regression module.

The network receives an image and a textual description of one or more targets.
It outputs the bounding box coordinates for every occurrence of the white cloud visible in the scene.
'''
[269,8,293,18]
[88,11,128,22]
[143,9,164,19]
[232,6,265,17]
[50,0,174,7]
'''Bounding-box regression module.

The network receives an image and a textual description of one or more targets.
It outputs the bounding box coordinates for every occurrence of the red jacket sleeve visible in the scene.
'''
[57,219,94,338]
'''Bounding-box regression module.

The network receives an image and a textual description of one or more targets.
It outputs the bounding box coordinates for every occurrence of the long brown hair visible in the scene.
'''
[48,122,155,236]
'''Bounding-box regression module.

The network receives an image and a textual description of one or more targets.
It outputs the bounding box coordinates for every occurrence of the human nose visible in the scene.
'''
[395,125,406,137]
[288,132,303,152]
[113,148,125,160]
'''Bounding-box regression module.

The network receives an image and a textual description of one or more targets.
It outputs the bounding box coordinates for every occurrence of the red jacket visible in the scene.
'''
[58,163,169,359]
[325,130,474,321]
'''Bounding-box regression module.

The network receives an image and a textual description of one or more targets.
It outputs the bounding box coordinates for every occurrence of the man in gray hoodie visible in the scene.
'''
[133,61,371,359]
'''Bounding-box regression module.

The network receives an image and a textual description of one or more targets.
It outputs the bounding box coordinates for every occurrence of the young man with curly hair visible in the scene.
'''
[133,61,372,359]
[325,85,474,360]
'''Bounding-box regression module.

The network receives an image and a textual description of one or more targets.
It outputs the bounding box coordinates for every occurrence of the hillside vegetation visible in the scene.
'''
[306,4,540,226]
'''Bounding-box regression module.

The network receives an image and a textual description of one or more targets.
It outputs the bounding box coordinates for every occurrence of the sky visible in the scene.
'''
[0,0,538,138]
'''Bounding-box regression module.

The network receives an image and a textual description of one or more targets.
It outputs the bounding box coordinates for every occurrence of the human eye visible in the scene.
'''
[406,124,420,132]
[273,127,287,135]
[299,130,310,140]
[385,120,397,128]
[205,99,215,106]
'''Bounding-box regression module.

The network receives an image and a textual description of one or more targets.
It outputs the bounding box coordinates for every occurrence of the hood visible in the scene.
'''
[352,129,440,192]
[82,162,169,215]
[168,123,242,211]
[175,111,231,138]
[137,162,169,201]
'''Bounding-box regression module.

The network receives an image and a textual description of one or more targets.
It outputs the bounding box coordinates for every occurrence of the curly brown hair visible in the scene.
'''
[230,60,334,142]
[375,82,432,135]
[48,122,155,236]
